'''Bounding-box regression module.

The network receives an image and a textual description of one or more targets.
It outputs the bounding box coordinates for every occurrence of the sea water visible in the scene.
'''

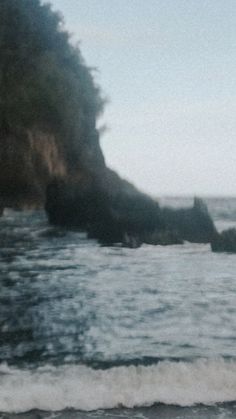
[0,198,236,419]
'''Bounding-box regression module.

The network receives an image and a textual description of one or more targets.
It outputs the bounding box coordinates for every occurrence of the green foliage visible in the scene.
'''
[0,0,104,160]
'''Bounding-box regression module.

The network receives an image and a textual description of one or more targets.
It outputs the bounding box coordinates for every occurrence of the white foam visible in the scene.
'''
[0,358,236,412]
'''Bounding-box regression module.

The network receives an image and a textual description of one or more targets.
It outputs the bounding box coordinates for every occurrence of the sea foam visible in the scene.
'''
[0,358,236,412]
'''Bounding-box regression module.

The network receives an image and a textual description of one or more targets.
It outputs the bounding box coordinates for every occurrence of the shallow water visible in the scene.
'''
[0,198,236,418]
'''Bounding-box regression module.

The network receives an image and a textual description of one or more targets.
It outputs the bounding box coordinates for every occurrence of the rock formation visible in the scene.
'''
[211,229,236,253]
[46,175,216,247]
[161,198,217,244]
[0,0,230,251]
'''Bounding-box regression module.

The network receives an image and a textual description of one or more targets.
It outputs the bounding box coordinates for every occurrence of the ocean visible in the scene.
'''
[1,197,236,419]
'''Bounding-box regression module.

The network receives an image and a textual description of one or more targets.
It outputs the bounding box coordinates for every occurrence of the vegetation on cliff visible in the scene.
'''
[0,0,104,171]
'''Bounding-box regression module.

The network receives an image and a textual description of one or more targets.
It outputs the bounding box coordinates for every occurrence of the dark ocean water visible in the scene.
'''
[1,197,236,418]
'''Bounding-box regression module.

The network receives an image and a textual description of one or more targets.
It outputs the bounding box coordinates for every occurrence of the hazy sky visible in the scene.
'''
[49,0,236,196]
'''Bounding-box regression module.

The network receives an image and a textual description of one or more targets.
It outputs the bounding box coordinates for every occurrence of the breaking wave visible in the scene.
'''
[1,358,236,412]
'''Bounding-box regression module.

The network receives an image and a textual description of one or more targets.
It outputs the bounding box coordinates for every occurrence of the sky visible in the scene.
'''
[49,0,236,196]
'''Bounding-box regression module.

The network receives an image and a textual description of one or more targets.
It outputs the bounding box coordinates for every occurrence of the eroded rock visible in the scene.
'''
[211,228,236,253]
[46,178,216,248]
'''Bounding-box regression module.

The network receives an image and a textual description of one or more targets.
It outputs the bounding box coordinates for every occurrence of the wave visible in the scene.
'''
[0,358,236,413]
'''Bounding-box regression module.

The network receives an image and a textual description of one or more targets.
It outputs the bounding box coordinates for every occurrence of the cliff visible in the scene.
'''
[0,0,105,209]
[0,129,67,209]
[0,0,225,250]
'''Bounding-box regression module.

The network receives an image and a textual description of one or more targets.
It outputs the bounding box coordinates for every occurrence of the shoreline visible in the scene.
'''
[2,403,236,419]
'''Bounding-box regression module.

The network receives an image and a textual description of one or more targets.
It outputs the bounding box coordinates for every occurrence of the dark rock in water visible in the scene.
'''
[161,198,217,243]
[211,228,236,253]
[46,178,216,248]
[45,174,166,248]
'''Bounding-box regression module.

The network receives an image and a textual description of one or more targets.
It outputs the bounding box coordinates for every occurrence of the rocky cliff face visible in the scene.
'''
[0,0,136,220]
[0,129,67,209]
[0,0,105,209]
[0,124,106,210]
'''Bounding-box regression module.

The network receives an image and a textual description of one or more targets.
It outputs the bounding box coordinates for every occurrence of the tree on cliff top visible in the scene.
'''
[0,0,104,165]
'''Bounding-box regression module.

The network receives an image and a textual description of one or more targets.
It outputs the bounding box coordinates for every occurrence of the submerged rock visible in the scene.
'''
[211,229,236,253]
[143,229,183,246]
